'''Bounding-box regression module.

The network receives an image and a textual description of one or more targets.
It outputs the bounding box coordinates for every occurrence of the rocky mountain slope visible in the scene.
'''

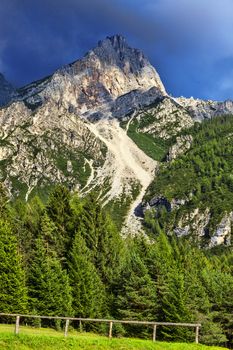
[143,115,233,248]
[0,101,106,200]
[176,96,233,121]
[0,35,233,243]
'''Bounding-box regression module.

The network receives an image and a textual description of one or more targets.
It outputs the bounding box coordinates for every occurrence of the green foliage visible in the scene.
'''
[0,183,9,216]
[46,185,74,259]
[160,267,193,342]
[115,242,157,326]
[133,232,230,346]
[79,193,123,286]
[105,182,141,230]
[125,119,170,161]
[53,149,91,187]
[28,238,72,317]
[68,232,106,318]
[201,268,233,345]
[9,176,28,199]
[0,219,28,313]
[10,196,45,265]
[145,114,233,239]
[0,183,232,347]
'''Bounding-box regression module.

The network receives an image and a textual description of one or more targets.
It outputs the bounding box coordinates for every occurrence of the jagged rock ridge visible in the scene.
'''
[17,35,167,118]
[1,35,233,122]
[176,96,233,121]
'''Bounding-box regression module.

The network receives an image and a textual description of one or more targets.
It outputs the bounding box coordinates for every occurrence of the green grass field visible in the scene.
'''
[0,324,228,350]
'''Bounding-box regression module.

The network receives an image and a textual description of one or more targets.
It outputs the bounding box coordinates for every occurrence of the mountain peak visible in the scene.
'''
[99,34,128,51]
[18,35,167,115]
[90,34,150,73]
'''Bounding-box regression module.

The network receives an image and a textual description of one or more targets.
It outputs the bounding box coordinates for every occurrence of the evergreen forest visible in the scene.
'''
[0,183,232,348]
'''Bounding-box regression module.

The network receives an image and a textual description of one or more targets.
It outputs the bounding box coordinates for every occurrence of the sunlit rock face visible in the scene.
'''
[176,96,233,121]
[18,35,167,117]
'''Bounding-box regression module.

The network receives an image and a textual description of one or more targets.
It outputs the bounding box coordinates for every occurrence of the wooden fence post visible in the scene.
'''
[64,319,69,337]
[15,316,20,335]
[195,326,199,344]
[109,321,113,339]
[152,325,157,342]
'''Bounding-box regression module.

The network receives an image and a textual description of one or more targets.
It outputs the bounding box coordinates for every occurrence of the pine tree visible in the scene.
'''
[201,268,233,345]
[28,238,72,317]
[116,240,157,315]
[46,185,74,258]
[176,241,210,319]
[0,219,28,313]
[146,233,195,341]
[11,196,44,265]
[160,267,193,342]
[80,193,123,286]
[40,212,64,258]
[68,232,106,318]
[147,232,174,316]
[115,243,157,337]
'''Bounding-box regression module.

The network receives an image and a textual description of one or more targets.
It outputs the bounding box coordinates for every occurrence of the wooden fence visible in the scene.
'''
[0,313,201,344]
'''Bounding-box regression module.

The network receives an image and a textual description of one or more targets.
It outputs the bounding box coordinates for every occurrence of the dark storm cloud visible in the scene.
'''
[1,0,233,100]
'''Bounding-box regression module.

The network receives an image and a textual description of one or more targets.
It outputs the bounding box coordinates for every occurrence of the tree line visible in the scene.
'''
[0,184,232,347]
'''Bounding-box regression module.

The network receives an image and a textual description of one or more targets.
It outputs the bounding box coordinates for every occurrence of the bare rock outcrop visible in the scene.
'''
[136,97,194,139]
[0,100,106,199]
[167,135,193,161]
[176,96,233,121]
[209,213,233,247]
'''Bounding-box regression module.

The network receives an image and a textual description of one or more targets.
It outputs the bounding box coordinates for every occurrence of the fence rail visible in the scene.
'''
[0,313,201,343]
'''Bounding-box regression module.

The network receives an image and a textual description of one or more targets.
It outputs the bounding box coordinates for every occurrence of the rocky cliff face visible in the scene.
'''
[167,134,193,161]
[134,97,194,139]
[145,195,232,248]
[176,96,233,121]
[174,207,232,248]
[0,101,106,199]
[17,35,166,118]
[210,213,233,247]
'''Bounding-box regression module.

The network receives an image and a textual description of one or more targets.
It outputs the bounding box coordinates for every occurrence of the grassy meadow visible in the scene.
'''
[0,324,228,350]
